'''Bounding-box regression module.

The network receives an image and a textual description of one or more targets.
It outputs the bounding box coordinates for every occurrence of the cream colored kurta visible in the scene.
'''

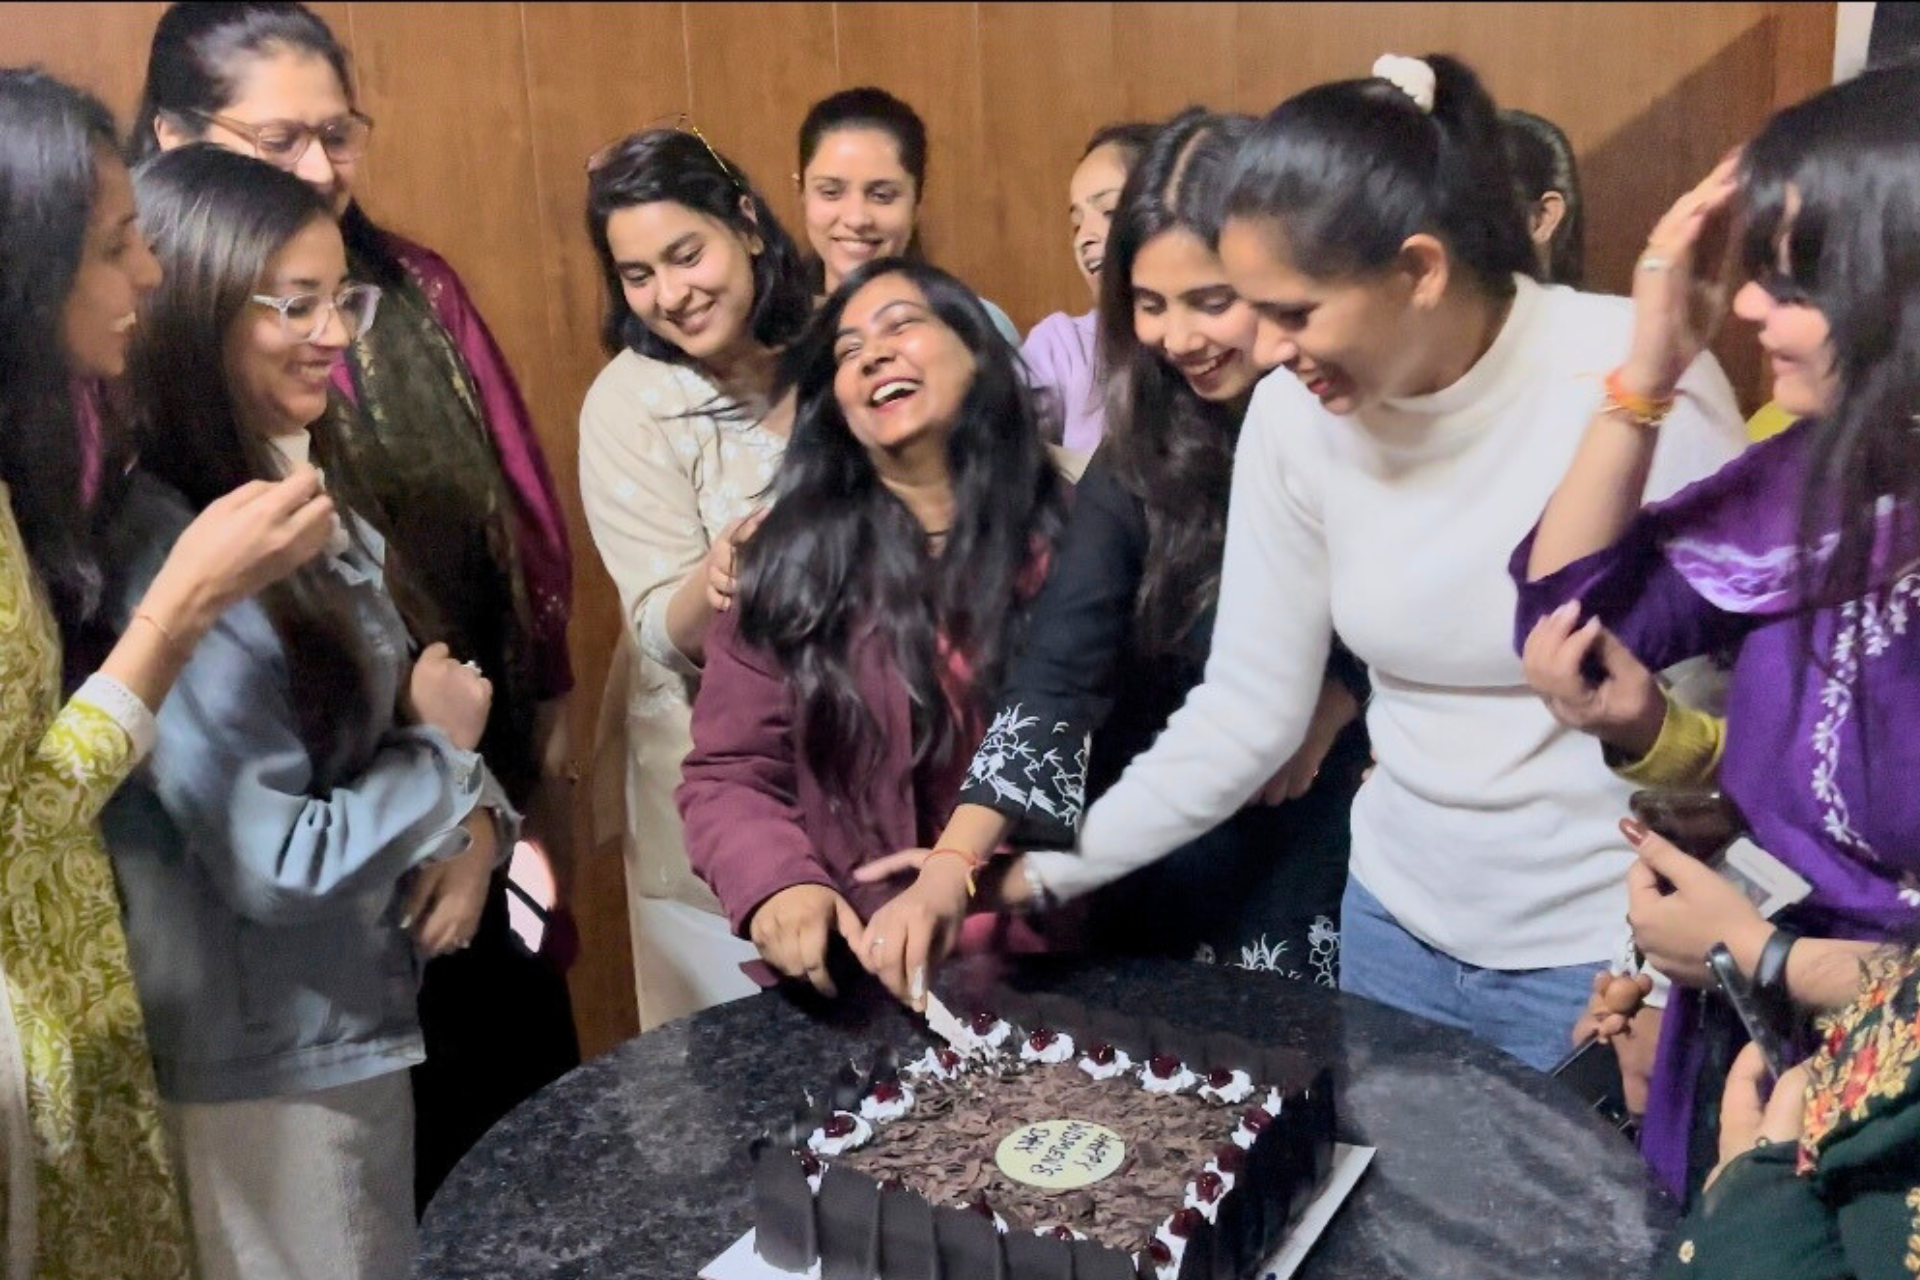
[579,352,785,1029]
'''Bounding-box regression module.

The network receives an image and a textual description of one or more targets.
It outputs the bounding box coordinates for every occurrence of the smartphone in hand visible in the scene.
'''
[1629,788,1743,864]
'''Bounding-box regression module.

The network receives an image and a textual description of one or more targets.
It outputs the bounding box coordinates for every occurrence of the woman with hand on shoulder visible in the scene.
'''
[578,125,813,1026]
[797,87,1022,346]
[0,69,334,1280]
[100,144,517,1280]
[855,110,1367,1008]
[133,0,578,1198]
[893,54,1746,1071]
[1514,62,1920,1202]
[677,259,1067,998]
[1022,120,1157,455]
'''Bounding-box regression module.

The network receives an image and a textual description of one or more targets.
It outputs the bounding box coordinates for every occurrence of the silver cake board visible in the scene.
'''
[700,1142,1374,1280]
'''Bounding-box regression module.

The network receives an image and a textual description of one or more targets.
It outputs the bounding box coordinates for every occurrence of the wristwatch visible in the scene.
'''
[1017,857,1057,916]
[1753,926,1799,1024]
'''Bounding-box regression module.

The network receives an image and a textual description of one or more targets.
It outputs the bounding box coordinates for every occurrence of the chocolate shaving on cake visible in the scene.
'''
[831,1056,1223,1253]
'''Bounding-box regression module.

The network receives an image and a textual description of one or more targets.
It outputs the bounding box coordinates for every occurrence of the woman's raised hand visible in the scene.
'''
[138,468,338,642]
[407,642,493,751]
[1620,153,1742,401]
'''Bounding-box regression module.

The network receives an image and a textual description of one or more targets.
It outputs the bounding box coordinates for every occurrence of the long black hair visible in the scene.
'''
[131,1,408,289]
[1100,108,1257,654]
[1225,53,1536,293]
[0,68,128,643]
[736,258,1066,813]
[586,127,812,363]
[1738,63,1920,657]
[1501,108,1585,286]
[796,87,930,292]
[130,144,377,774]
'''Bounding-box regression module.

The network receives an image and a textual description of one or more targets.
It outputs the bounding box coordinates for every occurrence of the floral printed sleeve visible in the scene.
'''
[1,604,152,862]
[0,494,194,1278]
[956,457,1146,848]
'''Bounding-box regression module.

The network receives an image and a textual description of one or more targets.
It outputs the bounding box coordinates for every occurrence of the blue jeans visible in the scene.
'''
[1338,877,1600,1072]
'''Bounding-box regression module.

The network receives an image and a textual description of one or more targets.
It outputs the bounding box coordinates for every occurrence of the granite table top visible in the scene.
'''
[416,953,1676,1279]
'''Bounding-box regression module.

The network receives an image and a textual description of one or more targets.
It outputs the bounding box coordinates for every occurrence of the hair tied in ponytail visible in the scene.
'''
[1372,54,1437,113]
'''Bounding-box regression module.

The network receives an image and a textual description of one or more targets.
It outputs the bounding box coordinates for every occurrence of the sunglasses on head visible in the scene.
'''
[585,111,743,193]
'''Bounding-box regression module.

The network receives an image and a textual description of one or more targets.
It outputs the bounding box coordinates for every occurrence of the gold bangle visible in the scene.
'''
[131,609,182,652]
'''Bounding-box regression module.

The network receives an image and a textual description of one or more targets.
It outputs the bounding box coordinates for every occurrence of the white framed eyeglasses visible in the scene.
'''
[249,283,383,342]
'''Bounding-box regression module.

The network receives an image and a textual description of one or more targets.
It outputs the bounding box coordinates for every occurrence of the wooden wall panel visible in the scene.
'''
[520,0,692,1056]
[1113,2,1238,120]
[978,2,1117,326]
[835,2,987,292]
[0,0,1840,1061]
[0,1,164,121]
[685,2,840,239]
[345,4,550,410]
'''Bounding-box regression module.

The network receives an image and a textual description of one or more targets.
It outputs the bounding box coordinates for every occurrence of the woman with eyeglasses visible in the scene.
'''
[578,125,814,1028]
[131,0,579,1207]
[677,257,1069,999]
[97,143,518,1280]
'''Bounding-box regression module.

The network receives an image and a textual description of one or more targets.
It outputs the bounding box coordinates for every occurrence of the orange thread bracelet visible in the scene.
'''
[1602,368,1677,429]
[925,847,984,897]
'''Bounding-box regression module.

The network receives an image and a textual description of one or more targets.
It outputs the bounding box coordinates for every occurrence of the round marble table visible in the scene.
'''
[416,954,1676,1280]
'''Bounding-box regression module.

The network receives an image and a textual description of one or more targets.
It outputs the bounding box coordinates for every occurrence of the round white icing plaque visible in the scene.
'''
[994,1119,1126,1190]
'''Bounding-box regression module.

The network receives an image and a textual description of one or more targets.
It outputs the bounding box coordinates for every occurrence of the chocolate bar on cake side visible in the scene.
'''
[748,985,1337,1280]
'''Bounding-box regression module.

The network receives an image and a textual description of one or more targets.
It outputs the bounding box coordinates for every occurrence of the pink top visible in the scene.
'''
[1020,310,1105,453]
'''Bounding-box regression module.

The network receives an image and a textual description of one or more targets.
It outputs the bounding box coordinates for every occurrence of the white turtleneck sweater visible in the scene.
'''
[1030,277,1749,969]
[267,428,352,558]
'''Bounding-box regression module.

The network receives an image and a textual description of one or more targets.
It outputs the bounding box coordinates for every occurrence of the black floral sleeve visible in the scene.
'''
[959,456,1146,848]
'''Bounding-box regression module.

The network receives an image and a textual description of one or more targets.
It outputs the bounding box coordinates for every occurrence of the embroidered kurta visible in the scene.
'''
[0,485,191,1278]
[1512,418,1920,1198]
[1656,944,1920,1280]
[578,351,786,1026]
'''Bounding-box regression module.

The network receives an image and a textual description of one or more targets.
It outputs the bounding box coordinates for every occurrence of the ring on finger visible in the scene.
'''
[868,935,886,955]
[1637,255,1672,273]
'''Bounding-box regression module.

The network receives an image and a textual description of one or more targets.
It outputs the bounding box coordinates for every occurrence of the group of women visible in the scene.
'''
[3,2,575,1275]
[3,0,1918,1276]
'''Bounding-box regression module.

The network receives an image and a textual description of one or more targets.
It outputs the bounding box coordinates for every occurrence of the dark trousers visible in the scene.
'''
[1084,723,1364,985]
[411,870,580,1212]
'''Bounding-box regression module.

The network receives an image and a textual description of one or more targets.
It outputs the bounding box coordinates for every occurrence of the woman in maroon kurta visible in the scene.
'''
[679,259,1066,996]
[1513,64,1920,1201]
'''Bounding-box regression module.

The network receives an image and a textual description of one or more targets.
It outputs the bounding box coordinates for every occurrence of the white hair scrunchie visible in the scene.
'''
[1372,54,1437,114]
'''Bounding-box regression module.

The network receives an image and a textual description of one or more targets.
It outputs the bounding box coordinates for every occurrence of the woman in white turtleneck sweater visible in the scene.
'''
[858,54,1746,1072]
